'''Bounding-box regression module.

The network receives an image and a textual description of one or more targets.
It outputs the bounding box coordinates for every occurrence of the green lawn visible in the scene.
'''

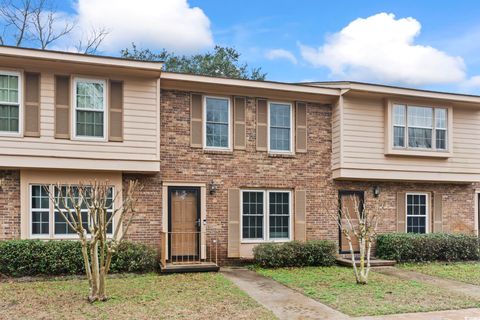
[401,262,480,285]
[255,266,480,317]
[0,273,276,320]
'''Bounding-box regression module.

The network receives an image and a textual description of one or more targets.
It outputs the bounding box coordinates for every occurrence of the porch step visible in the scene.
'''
[160,262,219,274]
[336,256,396,267]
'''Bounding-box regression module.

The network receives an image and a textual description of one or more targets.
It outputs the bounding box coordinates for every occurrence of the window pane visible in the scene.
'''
[408,106,433,128]
[408,127,432,148]
[242,192,264,239]
[393,126,405,147]
[205,97,229,148]
[31,185,50,235]
[76,81,104,110]
[435,108,447,129]
[0,105,19,132]
[436,129,446,150]
[76,110,104,137]
[0,74,19,103]
[393,104,405,126]
[269,103,291,151]
[269,192,290,239]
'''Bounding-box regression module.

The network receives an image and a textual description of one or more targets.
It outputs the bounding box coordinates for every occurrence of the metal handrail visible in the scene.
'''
[160,228,218,266]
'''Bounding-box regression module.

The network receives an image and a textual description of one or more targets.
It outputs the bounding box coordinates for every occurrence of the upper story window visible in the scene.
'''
[268,102,293,153]
[0,71,20,134]
[74,78,106,139]
[392,104,448,151]
[204,96,231,149]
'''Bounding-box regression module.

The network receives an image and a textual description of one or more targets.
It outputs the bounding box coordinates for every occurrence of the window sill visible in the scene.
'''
[241,239,292,244]
[385,148,452,158]
[203,148,234,155]
[0,132,22,138]
[268,152,296,158]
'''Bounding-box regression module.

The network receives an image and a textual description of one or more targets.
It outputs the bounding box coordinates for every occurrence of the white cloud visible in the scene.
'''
[74,0,213,53]
[299,13,466,86]
[265,48,297,64]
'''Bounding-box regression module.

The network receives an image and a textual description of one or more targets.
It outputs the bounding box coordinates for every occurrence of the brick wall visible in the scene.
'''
[0,170,20,240]
[122,89,479,264]
[144,89,337,264]
[335,180,477,235]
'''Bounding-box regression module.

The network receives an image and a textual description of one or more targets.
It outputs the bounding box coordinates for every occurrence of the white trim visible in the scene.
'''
[0,70,23,137]
[29,184,50,239]
[72,77,108,141]
[202,95,232,151]
[405,192,430,234]
[267,101,294,154]
[240,189,293,243]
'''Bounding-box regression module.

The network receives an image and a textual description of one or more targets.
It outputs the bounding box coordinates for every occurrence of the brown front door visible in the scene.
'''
[168,187,200,261]
[338,191,364,253]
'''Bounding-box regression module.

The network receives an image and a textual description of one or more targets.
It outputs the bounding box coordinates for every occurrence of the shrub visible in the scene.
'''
[253,240,336,268]
[376,233,480,262]
[0,240,157,277]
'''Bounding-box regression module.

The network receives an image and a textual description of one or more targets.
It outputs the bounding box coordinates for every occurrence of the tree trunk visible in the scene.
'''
[89,241,100,302]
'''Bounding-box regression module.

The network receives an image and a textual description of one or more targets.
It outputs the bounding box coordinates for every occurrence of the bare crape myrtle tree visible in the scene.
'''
[336,196,382,285]
[46,180,140,302]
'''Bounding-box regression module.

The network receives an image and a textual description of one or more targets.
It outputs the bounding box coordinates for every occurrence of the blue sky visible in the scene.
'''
[14,0,480,93]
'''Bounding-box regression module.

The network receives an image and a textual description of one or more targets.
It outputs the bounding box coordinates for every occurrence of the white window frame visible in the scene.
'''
[0,70,22,137]
[405,192,429,234]
[392,104,448,152]
[72,77,107,141]
[267,101,294,154]
[29,184,115,239]
[29,184,51,239]
[202,95,232,150]
[240,189,293,243]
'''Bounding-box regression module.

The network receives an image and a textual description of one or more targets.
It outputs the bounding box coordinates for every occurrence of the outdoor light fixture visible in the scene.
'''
[209,180,217,195]
[373,185,380,198]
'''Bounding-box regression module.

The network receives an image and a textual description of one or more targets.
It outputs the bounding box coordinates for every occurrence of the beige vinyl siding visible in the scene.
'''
[331,96,342,170]
[0,69,160,171]
[339,95,480,179]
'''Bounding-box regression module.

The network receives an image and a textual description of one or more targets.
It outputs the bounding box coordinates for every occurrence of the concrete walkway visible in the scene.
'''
[374,266,480,299]
[222,267,480,320]
[357,308,480,320]
[221,267,349,320]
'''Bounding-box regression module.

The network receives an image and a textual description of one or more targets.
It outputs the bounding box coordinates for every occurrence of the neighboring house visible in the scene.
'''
[0,46,479,270]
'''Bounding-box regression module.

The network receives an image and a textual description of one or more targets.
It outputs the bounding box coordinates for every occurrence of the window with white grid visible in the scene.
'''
[241,189,292,242]
[31,185,49,236]
[269,102,292,152]
[406,193,428,234]
[392,104,448,151]
[242,191,264,240]
[0,71,20,134]
[30,184,113,238]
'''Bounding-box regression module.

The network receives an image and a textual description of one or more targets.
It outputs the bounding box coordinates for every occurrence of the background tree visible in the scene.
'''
[335,196,382,284]
[46,180,140,302]
[121,43,267,80]
[0,0,107,53]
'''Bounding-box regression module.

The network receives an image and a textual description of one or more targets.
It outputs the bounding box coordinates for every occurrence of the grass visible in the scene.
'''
[0,273,276,320]
[255,266,480,316]
[400,262,480,285]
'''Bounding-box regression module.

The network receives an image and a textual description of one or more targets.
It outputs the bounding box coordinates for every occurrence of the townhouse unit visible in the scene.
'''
[0,46,479,270]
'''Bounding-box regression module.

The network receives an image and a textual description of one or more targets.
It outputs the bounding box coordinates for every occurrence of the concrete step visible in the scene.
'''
[160,262,219,273]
